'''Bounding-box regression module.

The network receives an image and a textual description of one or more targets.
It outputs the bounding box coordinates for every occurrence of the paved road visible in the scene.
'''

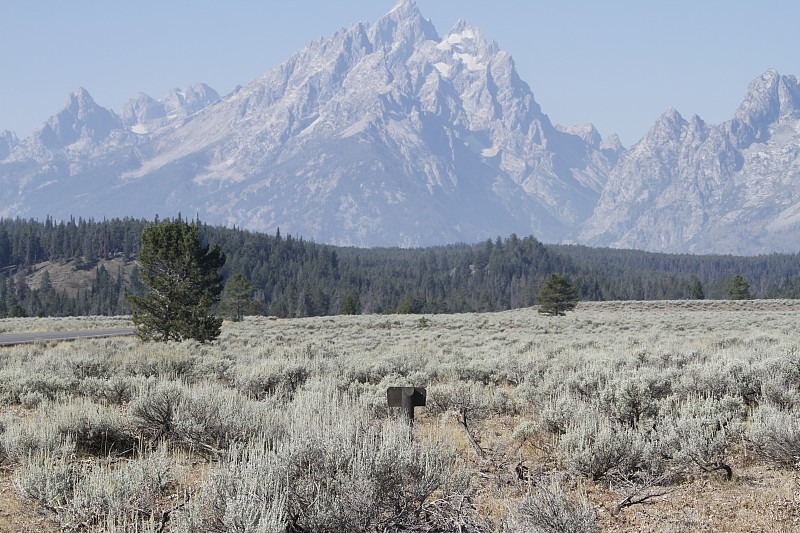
[0,328,136,346]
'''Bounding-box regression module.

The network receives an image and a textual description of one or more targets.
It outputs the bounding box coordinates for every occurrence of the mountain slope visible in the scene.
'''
[7,3,796,254]
[581,69,800,254]
[0,0,618,247]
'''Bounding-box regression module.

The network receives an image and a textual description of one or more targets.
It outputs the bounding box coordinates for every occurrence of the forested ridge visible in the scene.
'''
[1,216,799,318]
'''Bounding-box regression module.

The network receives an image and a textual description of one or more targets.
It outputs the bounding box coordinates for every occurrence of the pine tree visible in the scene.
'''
[728,275,752,300]
[0,228,10,268]
[0,273,7,317]
[340,291,361,315]
[220,273,253,322]
[691,278,705,300]
[536,274,579,316]
[127,220,226,342]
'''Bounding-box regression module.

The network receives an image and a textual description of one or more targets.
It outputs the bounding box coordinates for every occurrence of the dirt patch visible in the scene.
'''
[26,257,136,297]
[0,467,59,532]
[591,464,800,532]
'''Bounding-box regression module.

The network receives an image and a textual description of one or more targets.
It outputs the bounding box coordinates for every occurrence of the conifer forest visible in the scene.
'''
[2,216,800,319]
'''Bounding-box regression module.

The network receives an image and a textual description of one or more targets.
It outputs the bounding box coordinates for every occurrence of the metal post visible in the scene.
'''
[387,386,426,424]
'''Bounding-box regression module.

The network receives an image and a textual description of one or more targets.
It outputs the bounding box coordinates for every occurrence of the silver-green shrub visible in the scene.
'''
[79,374,149,405]
[3,398,133,461]
[656,395,743,479]
[68,352,113,380]
[15,448,176,530]
[746,402,800,467]
[173,444,287,533]
[177,381,484,532]
[2,418,75,462]
[600,376,661,428]
[509,476,597,533]
[675,359,760,405]
[0,363,79,404]
[760,354,800,410]
[427,379,515,421]
[119,341,226,383]
[760,374,800,411]
[232,359,310,400]
[49,398,135,456]
[558,409,646,481]
[128,380,186,442]
[538,394,596,436]
[172,382,283,453]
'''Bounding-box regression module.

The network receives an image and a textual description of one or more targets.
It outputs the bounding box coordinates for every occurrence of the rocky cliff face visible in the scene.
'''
[1,2,797,254]
[0,0,618,247]
[0,131,16,161]
[582,69,800,253]
[119,83,220,133]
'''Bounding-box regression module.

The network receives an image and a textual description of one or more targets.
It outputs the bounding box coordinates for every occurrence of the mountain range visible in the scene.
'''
[0,0,797,254]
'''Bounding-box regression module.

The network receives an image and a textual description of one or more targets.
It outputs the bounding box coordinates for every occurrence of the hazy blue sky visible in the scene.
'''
[1,1,797,146]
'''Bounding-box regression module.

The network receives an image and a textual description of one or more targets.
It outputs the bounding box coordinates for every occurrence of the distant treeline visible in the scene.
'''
[1,216,799,318]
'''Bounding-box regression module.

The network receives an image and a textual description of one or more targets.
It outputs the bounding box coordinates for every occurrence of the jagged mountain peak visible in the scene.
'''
[0,1,615,247]
[450,18,472,33]
[8,5,800,255]
[121,93,164,130]
[228,2,544,144]
[660,106,685,123]
[729,69,800,147]
[683,113,709,137]
[371,0,438,48]
[440,19,498,55]
[600,133,623,152]
[163,83,220,116]
[59,87,111,121]
[639,106,688,146]
[67,87,93,105]
[119,83,220,133]
[33,87,121,149]
[584,67,800,254]
[739,69,799,114]
[446,19,487,42]
[386,0,425,22]
[738,69,800,117]
[0,130,18,160]
[388,0,419,15]
[557,123,602,147]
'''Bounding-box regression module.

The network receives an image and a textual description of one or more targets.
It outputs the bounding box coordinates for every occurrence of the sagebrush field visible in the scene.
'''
[0,301,798,532]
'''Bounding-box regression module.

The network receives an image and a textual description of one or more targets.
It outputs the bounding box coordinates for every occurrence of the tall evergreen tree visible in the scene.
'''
[0,228,10,268]
[340,291,361,315]
[536,274,579,316]
[0,273,7,317]
[691,278,705,300]
[219,272,253,322]
[127,220,226,342]
[728,275,752,300]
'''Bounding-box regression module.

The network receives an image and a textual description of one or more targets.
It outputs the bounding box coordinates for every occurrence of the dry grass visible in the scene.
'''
[590,463,800,532]
[0,316,132,334]
[26,257,135,296]
[0,468,60,532]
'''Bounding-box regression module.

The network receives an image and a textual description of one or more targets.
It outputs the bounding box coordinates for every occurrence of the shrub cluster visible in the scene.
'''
[0,305,798,530]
